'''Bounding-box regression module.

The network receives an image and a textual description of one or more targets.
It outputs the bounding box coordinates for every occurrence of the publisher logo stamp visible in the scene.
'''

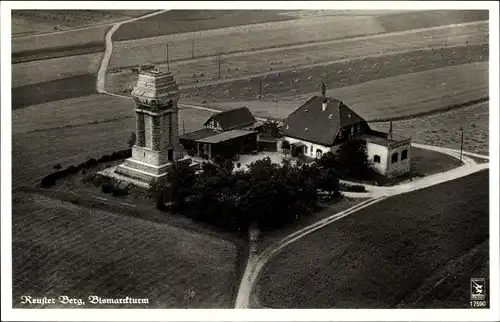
[470,278,486,301]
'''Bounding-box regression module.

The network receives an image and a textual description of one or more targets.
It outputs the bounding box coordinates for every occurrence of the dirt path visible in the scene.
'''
[96,10,168,94]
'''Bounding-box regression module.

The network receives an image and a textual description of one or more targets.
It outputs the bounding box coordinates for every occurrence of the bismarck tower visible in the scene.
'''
[115,69,190,185]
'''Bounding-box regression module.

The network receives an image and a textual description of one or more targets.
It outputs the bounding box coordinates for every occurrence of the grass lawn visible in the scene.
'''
[257,169,489,308]
[410,147,463,176]
[256,197,365,254]
[12,191,240,308]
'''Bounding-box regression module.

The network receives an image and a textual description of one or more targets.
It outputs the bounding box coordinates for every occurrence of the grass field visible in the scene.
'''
[12,191,239,308]
[257,169,489,308]
[371,102,489,155]
[108,20,487,70]
[12,74,98,109]
[112,10,301,41]
[12,42,105,64]
[12,95,213,189]
[188,62,488,122]
[12,24,110,54]
[107,42,488,100]
[110,13,488,71]
[12,10,153,37]
[112,9,488,43]
[110,15,385,68]
[12,53,102,88]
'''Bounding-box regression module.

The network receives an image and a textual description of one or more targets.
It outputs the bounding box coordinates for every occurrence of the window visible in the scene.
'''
[316,149,323,158]
[304,146,308,154]
[401,149,408,160]
[391,153,399,164]
[374,155,381,163]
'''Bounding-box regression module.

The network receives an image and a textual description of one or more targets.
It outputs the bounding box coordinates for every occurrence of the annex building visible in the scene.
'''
[282,95,412,178]
[179,107,261,159]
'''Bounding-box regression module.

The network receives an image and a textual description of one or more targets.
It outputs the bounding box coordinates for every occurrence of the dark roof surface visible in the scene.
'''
[204,106,257,131]
[179,128,218,141]
[196,129,257,144]
[359,130,411,147]
[282,96,366,146]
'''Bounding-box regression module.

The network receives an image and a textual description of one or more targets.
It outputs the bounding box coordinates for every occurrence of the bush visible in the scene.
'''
[152,156,325,232]
[102,181,115,193]
[112,186,129,197]
[41,175,56,188]
[318,141,378,182]
[341,183,367,192]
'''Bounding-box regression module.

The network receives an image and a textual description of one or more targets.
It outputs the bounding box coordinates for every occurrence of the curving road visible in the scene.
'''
[96,10,169,94]
[93,12,490,309]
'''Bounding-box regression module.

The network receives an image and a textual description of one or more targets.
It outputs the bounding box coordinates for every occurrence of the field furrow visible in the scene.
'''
[12,192,239,308]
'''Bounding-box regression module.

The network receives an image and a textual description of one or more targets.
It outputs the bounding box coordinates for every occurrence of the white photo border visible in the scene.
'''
[2,1,499,321]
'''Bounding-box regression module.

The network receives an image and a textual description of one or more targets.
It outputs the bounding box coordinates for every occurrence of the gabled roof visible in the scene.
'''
[196,129,257,144]
[204,106,257,131]
[179,128,218,141]
[282,96,366,146]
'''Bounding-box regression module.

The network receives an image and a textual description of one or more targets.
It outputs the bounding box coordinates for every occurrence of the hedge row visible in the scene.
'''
[40,149,131,188]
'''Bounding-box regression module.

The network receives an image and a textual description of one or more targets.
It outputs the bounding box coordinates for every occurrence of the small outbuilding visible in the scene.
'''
[180,107,260,159]
[203,106,258,131]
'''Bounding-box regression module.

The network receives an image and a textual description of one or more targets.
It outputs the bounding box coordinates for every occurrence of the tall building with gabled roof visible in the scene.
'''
[282,95,412,178]
[115,69,190,185]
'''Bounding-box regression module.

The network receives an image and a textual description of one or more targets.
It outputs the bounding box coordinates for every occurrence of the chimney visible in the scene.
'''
[322,99,328,111]
[388,121,393,140]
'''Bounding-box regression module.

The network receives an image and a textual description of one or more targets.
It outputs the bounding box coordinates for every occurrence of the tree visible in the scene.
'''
[166,162,196,208]
[317,151,338,169]
[317,167,340,198]
[128,131,136,148]
[261,120,283,138]
[281,139,291,156]
[336,139,377,180]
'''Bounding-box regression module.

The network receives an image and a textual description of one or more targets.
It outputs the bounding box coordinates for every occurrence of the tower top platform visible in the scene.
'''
[132,69,180,108]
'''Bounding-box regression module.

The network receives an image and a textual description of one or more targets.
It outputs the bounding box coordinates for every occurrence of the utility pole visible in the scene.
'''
[460,130,464,162]
[167,43,170,72]
[259,79,263,99]
[191,40,195,59]
[217,55,221,79]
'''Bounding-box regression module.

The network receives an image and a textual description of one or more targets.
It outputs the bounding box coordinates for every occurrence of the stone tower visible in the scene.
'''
[115,69,187,185]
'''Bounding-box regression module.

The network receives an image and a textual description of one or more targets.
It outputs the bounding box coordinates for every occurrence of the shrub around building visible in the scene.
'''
[318,140,379,182]
[152,157,328,232]
[40,149,132,188]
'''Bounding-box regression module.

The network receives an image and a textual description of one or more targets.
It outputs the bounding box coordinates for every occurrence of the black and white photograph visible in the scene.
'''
[1,1,499,321]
